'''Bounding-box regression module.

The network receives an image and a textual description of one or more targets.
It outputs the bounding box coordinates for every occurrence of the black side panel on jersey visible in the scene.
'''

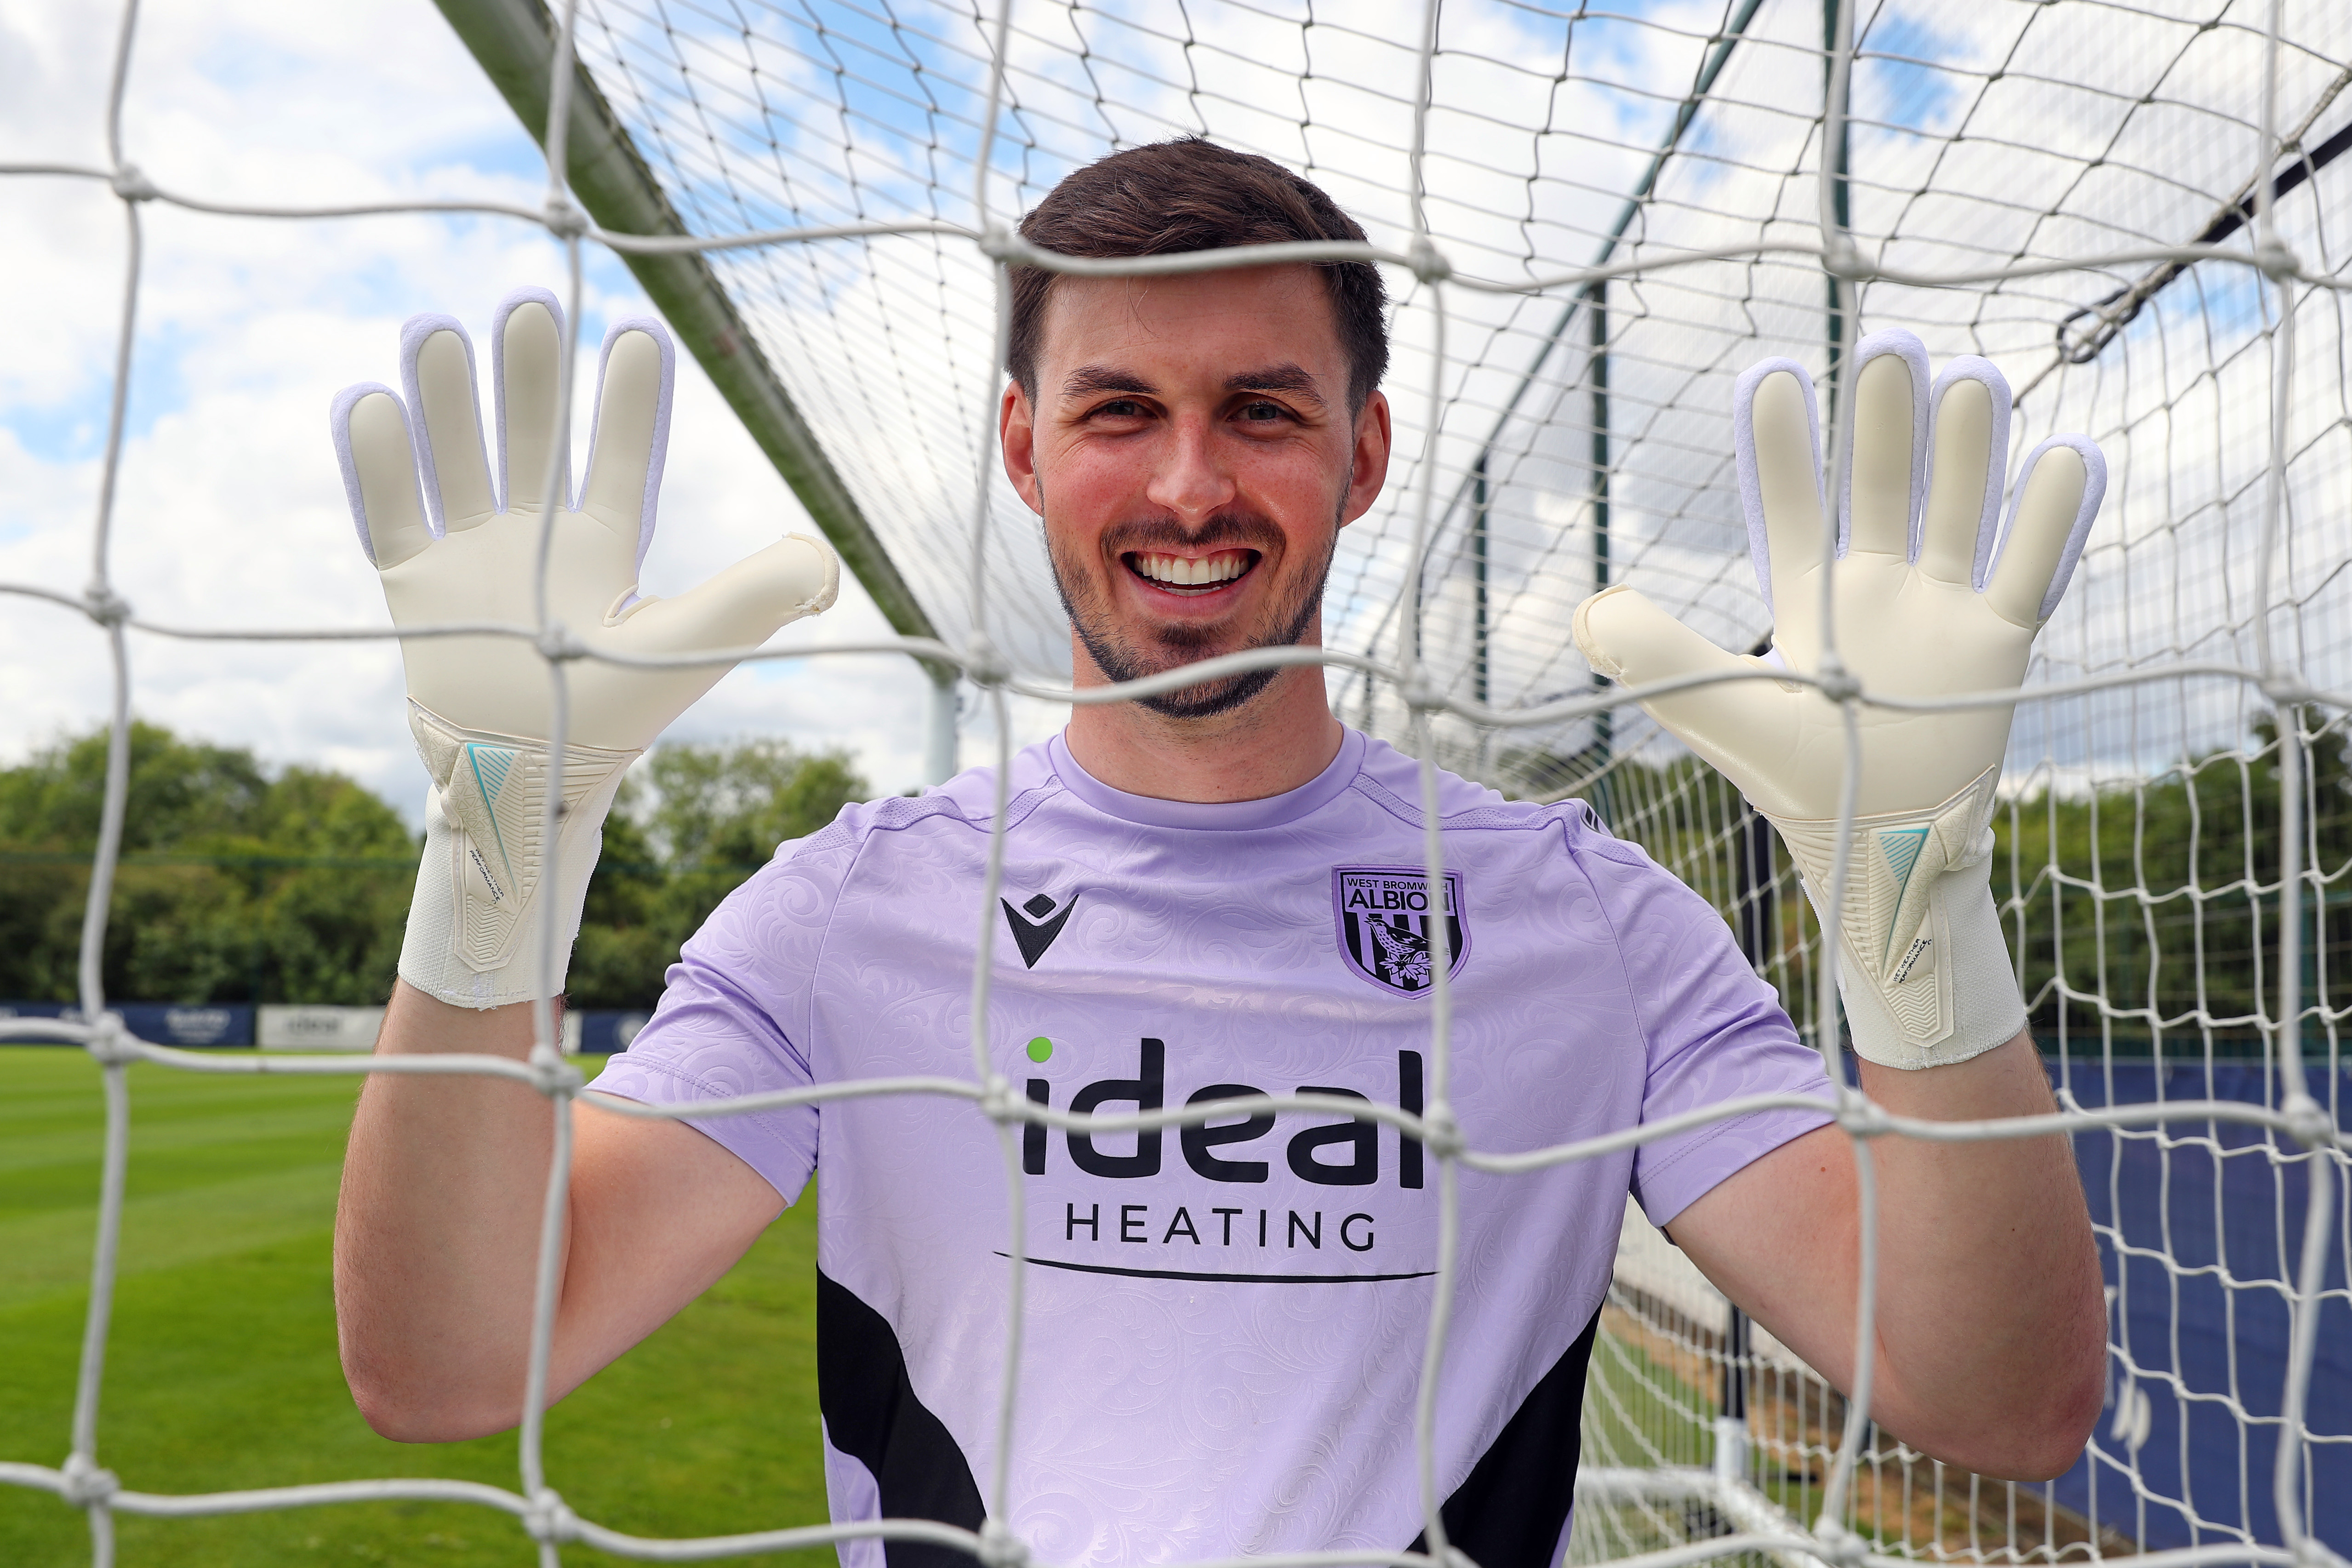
[1405,1307,1601,1568]
[817,1270,987,1566]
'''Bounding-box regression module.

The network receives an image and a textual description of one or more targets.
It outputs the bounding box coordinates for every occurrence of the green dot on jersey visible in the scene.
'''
[1026,1037,1052,1063]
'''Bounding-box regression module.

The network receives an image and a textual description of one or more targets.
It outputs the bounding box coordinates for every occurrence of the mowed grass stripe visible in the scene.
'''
[0,1161,346,1315]
[0,1047,831,1566]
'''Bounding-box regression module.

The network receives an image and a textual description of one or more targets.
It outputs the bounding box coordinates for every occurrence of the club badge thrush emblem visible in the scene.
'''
[1332,866,1468,997]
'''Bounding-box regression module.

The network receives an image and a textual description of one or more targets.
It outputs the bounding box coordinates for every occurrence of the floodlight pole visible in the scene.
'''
[925,678,961,786]
[1588,276,1612,801]
[1822,0,1855,437]
[1721,774,1777,1487]
[435,0,959,785]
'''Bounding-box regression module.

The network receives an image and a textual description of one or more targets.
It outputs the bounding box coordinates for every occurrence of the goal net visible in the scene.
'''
[2,0,2348,1564]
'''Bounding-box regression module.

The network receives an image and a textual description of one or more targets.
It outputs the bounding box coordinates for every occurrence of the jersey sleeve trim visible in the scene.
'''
[1630,1105,1832,1229]
[580,1062,808,1207]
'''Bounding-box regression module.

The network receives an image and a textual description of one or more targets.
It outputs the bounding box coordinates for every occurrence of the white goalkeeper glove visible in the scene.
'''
[1573,329,2104,1069]
[332,287,839,1009]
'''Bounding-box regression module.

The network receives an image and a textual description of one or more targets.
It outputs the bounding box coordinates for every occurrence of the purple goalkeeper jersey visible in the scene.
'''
[589,728,1832,1568]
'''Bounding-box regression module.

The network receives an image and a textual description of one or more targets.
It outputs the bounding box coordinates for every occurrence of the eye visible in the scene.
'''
[1092,398,1150,420]
[1236,400,1288,423]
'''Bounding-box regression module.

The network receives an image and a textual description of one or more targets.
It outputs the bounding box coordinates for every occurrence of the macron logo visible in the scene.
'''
[1002,890,1079,968]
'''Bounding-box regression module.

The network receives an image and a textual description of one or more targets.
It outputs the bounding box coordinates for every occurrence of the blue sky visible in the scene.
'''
[0,0,959,819]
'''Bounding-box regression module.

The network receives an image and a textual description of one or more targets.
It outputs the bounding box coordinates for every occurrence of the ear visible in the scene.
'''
[1000,381,1044,515]
[1341,388,1391,528]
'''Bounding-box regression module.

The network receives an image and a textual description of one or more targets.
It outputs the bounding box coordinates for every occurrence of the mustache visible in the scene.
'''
[1099,513,1284,558]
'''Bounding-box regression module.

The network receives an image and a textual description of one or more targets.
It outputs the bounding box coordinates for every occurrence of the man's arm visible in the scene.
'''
[1666,1028,2106,1481]
[323,297,836,1441]
[333,981,783,1442]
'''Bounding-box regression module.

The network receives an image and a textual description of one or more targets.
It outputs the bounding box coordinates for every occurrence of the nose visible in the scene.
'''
[1144,412,1236,524]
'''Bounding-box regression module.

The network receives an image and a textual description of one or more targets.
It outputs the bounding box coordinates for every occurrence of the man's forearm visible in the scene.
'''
[1854,1030,2107,1475]
[333,980,567,1442]
[1675,1028,2107,1480]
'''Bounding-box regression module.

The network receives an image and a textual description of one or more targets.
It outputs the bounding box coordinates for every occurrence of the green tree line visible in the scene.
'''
[1996,717,2346,1051]
[0,723,867,1011]
[1533,719,2351,1055]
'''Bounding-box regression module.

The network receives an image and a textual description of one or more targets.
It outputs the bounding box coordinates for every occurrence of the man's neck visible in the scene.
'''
[1060,658,1346,804]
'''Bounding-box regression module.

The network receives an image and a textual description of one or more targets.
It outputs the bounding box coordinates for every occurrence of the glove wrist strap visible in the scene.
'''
[397,701,637,1010]
[1768,766,2027,1070]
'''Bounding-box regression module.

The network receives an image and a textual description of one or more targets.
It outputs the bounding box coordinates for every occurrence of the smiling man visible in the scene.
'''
[334,139,2107,1568]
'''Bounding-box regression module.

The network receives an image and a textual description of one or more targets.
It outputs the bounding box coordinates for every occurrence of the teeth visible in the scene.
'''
[1138,551,1246,587]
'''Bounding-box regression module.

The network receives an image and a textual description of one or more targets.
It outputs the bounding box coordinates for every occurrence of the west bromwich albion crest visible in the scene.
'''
[1333,866,1468,997]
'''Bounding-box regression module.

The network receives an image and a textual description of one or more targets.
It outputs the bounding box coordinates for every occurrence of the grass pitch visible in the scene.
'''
[0,1047,831,1566]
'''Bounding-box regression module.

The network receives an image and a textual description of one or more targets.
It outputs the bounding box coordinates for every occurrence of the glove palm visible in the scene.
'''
[1574,331,2104,1066]
[333,288,838,1008]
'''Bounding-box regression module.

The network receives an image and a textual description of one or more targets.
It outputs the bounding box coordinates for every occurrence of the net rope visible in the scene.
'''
[2,0,2349,1565]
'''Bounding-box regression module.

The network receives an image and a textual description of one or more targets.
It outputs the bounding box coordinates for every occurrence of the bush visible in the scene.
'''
[0,723,869,1011]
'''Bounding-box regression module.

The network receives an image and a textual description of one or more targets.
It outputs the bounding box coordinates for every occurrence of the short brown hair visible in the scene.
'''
[1005,138,1390,415]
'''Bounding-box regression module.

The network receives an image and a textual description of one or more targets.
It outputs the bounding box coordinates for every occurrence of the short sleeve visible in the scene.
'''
[583,828,857,1206]
[1567,821,1836,1228]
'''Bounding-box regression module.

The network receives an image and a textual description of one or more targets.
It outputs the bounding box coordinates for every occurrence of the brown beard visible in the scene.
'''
[1048,507,1338,720]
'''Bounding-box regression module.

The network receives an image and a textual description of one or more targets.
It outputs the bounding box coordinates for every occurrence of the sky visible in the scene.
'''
[6,0,2340,822]
[0,0,982,822]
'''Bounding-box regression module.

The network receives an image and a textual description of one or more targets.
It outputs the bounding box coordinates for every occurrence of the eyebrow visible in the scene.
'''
[1056,361,1330,409]
[1225,363,1325,408]
[1060,365,1155,400]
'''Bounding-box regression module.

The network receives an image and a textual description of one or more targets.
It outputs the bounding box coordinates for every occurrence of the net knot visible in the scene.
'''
[1815,668,1863,704]
[535,623,586,662]
[84,1012,140,1066]
[978,1072,1023,1124]
[2280,1092,2335,1151]
[1835,1093,1892,1139]
[528,1043,583,1096]
[2291,1538,2351,1568]
[542,199,589,240]
[1400,675,1447,715]
[58,1453,119,1508]
[2261,673,2314,707]
[2254,237,2303,282]
[1406,236,1452,285]
[976,222,1023,264]
[1811,1521,1868,1568]
[961,639,1011,689]
[1821,235,1873,282]
[1417,1100,1466,1162]
[109,164,156,203]
[976,1518,1030,1568]
[524,1487,579,1543]
[83,587,131,627]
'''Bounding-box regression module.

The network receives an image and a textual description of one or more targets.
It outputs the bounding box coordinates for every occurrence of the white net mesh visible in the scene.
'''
[2,0,2349,1564]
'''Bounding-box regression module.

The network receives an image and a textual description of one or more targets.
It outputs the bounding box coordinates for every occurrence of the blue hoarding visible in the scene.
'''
[2052,1060,2351,1551]
[0,1001,254,1047]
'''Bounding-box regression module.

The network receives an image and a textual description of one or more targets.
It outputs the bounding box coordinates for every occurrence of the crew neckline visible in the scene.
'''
[1047,728,1366,831]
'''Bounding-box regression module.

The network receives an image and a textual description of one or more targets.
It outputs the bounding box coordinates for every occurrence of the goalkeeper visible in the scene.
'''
[335,139,2108,1567]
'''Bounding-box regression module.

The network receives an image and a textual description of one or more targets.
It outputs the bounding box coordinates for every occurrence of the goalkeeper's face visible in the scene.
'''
[1002,265,1391,720]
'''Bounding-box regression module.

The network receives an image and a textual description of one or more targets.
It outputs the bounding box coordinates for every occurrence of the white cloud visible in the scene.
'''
[6,0,2344,822]
[0,0,967,818]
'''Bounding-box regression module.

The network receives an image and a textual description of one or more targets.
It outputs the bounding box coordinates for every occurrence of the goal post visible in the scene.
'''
[434,0,963,781]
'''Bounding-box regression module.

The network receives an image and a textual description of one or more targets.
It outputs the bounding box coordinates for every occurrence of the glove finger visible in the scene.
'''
[1918,358,2010,586]
[492,287,571,514]
[1984,436,2105,627]
[576,321,673,563]
[612,533,840,656]
[329,384,433,570]
[399,315,496,533]
[1574,584,1788,776]
[1732,360,1825,622]
[1840,331,1928,559]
